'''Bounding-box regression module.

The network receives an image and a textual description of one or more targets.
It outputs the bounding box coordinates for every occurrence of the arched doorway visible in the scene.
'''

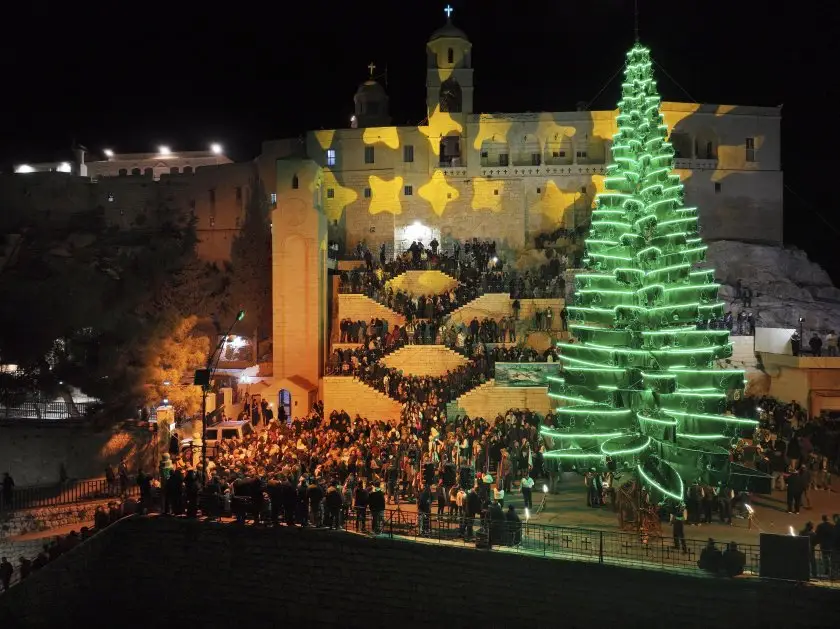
[278,389,291,423]
[439,78,462,113]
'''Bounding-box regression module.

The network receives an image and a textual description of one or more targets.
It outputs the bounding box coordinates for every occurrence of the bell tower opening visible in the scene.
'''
[439,78,462,113]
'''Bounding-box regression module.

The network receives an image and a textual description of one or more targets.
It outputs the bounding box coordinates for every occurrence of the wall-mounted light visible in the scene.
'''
[104,149,114,158]
[211,143,223,155]
[158,145,171,155]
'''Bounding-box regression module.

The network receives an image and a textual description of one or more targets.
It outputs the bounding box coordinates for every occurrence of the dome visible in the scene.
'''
[355,79,387,97]
[429,19,468,42]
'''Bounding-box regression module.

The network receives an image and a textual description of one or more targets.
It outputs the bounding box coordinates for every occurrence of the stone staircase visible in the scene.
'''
[337,294,406,327]
[449,378,552,419]
[322,376,402,421]
[380,344,469,377]
[385,270,459,296]
[447,295,565,328]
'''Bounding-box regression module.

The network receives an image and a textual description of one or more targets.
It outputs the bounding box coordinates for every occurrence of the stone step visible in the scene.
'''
[337,294,406,327]
[380,344,469,377]
[385,270,459,296]
[447,294,565,329]
[322,376,402,421]
[452,379,551,419]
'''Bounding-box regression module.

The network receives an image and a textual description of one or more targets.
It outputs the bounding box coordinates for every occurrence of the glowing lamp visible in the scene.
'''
[211,143,223,155]
[542,484,548,494]
[103,149,114,158]
[158,145,171,155]
[15,164,35,173]
[57,162,72,173]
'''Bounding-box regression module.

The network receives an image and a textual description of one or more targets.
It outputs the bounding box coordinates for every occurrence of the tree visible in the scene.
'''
[544,44,759,504]
[144,316,208,420]
[228,177,272,351]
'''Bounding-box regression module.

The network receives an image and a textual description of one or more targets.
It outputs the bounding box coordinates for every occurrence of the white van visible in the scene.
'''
[181,420,254,460]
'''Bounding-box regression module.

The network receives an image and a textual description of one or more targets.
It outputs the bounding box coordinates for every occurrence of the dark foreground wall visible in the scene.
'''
[1,517,837,628]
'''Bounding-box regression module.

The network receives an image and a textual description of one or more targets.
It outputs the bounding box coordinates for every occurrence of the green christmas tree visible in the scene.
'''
[544,43,758,504]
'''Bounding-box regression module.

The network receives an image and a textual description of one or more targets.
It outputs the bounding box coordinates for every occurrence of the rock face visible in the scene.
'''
[706,241,840,333]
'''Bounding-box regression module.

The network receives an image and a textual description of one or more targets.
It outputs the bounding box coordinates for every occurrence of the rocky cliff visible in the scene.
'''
[707,241,840,333]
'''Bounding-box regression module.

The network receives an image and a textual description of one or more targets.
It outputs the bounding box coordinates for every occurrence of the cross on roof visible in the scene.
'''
[368,62,376,77]
[444,4,453,18]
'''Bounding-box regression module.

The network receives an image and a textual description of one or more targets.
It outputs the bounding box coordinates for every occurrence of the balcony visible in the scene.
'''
[480,164,607,178]
[673,158,719,171]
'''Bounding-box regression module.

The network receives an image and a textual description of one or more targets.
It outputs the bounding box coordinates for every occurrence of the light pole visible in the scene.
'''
[197,309,245,483]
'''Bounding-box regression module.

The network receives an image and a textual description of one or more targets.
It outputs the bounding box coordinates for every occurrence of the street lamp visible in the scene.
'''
[196,309,245,482]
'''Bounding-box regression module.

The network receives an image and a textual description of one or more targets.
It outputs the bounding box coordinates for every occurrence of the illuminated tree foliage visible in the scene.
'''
[544,44,758,503]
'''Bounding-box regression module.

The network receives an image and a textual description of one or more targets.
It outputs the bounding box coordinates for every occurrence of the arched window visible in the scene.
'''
[143,167,153,177]
[170,166,179,174]
[447,48,454,64]
[131,168,141,176]
[439,78,462,113]
[292,174,299,190]
[118,168,127,176]
[183,166,193,174]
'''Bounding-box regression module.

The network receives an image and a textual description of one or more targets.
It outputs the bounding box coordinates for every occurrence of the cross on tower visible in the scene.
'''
[368,62,376,77]
[444,4,453,19]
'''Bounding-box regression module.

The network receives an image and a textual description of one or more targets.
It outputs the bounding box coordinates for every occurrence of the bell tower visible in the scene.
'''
[426,5,474,119]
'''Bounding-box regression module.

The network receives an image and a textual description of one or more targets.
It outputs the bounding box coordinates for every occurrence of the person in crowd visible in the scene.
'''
[698,538,722,574]
[368,481,386,534]
[0,556,13,592]
[722,542,746,577]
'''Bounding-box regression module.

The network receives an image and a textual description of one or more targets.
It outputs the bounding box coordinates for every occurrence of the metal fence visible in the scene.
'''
[336,508,837,583]
[0,478,139,513]
[0,400,97,420]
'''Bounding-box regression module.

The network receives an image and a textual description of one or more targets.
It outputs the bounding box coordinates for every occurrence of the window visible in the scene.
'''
[270,192,277,205]
[326,149,336,166]
[480,150,488,159]
[553,150,566,158]
[118,168,127,176]
[209,189,216,204]
[536,187,541,194]
[183,166,193,174]
[107,193,114,202]
[206,429,218,441]
[235,186,243,201]
[291,175,299,190]
[364,146,375,164]
[364,187,372,198]
[580,186,587,194]
[131,168,141,175]
[144,167,153,176]
[447,48,454,64]
[499,153,509,166]
[745,137,755,162]
[404,145,414,163]
[327,188,335,199]
[169,166,179,174]
[714,182,722,194]
[404,185,413,196]
[576,150,587,159]
[493,189,499,196]
[531,153,541,166]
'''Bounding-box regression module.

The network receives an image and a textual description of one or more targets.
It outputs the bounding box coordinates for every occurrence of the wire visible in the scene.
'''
[585,64,626,111]
[652,59,697,104]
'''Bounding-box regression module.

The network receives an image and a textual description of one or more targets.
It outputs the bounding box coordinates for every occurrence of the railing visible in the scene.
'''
[0,478,139,513]
[0,400,98,420]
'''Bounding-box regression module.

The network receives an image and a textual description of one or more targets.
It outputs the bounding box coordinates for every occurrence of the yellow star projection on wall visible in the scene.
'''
[530,181,573,225]
[472,119,512,151]
[368,175,404,215]
[322,169,358,222]
[471,178,503,212]
[418,169,460,216]
[419,105,463,156]
[363,126,400,149]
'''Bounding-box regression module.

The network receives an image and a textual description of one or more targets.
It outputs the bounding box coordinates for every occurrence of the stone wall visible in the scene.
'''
[2,517,838,628]
[0,422,157,486]
[0,500,110,540]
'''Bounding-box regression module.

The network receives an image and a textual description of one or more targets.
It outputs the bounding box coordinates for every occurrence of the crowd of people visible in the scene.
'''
[153,402,545,542]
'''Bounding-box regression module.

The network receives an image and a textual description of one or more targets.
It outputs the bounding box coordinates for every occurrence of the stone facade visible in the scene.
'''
[2,516,838,627]
[0,500,109,539]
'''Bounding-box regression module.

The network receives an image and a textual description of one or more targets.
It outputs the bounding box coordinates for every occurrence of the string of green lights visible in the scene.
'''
[544,43,758,504]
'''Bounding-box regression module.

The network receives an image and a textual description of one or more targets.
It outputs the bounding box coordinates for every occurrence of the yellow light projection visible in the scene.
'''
[419,105,463,156]
[314,129,336,151]
[362,126,400,149]
[368,175,403,215]
[472,118,512,150]
[418,169,459,216]
[322,168,358,222]
[471,178,503,212]
[535,113,577,144]
[530,181,574,225]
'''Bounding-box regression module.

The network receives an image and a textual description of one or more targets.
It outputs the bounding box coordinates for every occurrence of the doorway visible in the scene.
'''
[394,221,441,256]
[279,389,292,423]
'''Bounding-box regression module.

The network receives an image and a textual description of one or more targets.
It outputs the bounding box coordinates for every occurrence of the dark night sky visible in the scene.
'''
[2,1,838,279]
